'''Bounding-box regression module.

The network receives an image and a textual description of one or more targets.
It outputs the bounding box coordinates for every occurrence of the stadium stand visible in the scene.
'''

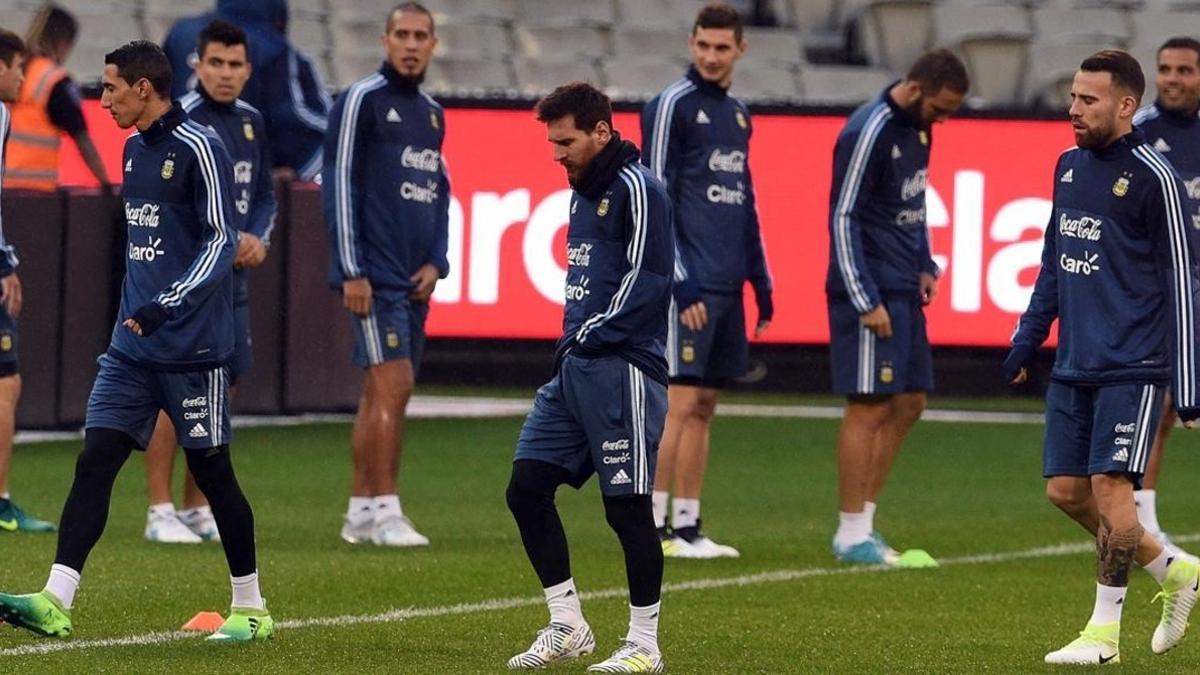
[799,63,893,104]
[934,3,1032,107]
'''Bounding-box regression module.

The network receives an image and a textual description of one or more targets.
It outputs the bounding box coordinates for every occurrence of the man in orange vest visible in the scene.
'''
[7,4,109,191]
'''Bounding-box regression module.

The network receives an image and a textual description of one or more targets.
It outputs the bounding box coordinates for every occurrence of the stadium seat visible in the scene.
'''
[1032,7,1131,46]
[741,28,805,68]
[612,27,688,61]
[329,0,402,20]
[799,64,892,105]
[787,0,840,30]
[331,14,382,53]
[514,25,610,61]
[434,23,512,60]
[514,57,605,96]
[290,17,330,59]
[935,4,1032,107]
[728,64,800,102]
[1128,10,1200,103]
[515,0,616,27]
[143,0,211,44]
[431,0,516,26]
[0,5,35,38]
[856,0,936,72]
[424,56,515,97]
[614,0,685,29]
[331,47,385,89]
[1026,41,1115,109]
[289,0,329,18]
[602,56,688,101]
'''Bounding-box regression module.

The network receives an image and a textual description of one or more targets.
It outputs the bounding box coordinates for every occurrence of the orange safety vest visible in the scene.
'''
[7,56,67,191]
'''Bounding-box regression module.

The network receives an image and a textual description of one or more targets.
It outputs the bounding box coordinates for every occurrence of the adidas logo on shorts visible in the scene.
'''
[610,469,632,486]
[1112,447,1129,463]
[188,423,208,439]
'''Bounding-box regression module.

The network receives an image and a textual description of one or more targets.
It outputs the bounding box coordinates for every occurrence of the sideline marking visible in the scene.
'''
[5,534,1189,657]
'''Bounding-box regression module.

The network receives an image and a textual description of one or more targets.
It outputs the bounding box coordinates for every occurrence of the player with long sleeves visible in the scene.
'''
[640,1,772,560]
[506,82,672,673]
[0,41,271,642]
[322,2,449,548]
[1005,50,1200,665]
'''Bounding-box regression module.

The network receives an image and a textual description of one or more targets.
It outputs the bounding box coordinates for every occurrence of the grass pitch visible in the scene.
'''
[2,397,1200,673]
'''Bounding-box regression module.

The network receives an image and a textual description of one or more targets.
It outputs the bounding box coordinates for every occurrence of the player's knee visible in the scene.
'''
[183,445,234,493]
[75,428,136,481]
[1046,479,1088,512]
[693,392,719,421]
[506,460,562,518]
[896,393,926,422]
[602,494,653,535]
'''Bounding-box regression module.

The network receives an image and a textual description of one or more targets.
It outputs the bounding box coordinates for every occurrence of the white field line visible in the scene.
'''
[12,397,1045,445]
[6,533,1193,658]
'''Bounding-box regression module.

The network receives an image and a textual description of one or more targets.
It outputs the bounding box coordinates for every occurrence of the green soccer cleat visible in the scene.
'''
[0,499,56,533]
[1044,622,1120,665]
[1152,557,1200,654]
[0,590,72,638]
[206,606,274,642]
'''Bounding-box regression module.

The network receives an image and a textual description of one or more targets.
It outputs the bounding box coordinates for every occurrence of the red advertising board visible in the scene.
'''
[61,102,1072,346]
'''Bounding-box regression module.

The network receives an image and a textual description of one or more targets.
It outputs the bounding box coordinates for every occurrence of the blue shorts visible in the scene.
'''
[85,354,233,450]
[0,305,17,376]
[229,299,252,382]
[514,354,666,497]
[828,296,932,395]
[350,294,428,371]
[1043,381,1164,485]
[667,292,747,383]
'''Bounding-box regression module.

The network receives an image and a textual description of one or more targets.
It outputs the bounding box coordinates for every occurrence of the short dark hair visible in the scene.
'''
[0,29,26,68]
[104,40,173,97]
[387,2,435,34]
[906,48,969,95]
[535,81,612,132]
[197,19,249,61]
[26,3,77,58]
[1080,49,1145,104]
[693,2,743,43]
[1158,36,1200,65]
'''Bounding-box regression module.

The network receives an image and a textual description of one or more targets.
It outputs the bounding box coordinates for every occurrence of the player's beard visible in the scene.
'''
[1073,120,1115,150]
[903,94,932,130]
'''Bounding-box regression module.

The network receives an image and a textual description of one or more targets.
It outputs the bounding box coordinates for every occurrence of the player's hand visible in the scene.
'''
[1003,344,1034,385]
[343,278,373,317]
[1,273,22,319]
[860,305,892,338]
[680,301,708,331]
[1178,407,1200,429]
[234,232,268,269]
[123,317,144,336]
[408,263,440,303]
[919,272,939,306]
[754,319,771,338]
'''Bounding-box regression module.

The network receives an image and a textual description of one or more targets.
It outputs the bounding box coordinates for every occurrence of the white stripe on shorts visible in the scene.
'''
[1130,384,1156,474]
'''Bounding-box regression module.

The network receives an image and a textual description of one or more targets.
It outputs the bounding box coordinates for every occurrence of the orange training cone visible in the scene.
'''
[182,611,225,632]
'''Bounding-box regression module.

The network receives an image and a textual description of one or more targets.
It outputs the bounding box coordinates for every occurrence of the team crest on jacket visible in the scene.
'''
[0,333,11,352]
[160,158,175,180]
[736,110,747,130]
[597,197,610,216]
[918,131,929,146]
[430,112,439,129]
[1112,175,1130,197]
[243,120,254,140]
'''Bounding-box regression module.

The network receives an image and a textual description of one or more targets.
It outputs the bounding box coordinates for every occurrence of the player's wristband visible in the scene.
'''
[131,302,169,337]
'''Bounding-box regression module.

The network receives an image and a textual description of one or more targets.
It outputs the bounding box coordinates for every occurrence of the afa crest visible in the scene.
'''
[430,112,439,129]
[681,340,696,363]
[735,110,747,130]
[0,334,12,352]
[1112,175,1130,197]
[918,130,929,146]
[880,362,894,384]
[386,330,400,349]
[243,121,255,140]
[597,198,610,216]
[160,159,175,180]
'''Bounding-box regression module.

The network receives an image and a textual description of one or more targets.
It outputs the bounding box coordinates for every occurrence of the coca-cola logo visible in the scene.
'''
[1058,213,1102,241]
[401,146,441,172]
[125,202,160,228]
[708,149,745,173]
[901,169,928,201]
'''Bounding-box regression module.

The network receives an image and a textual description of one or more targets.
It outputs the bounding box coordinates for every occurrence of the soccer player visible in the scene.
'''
[0,41,272,642]
[0,28,54,535]
[1130,37,1200,558]
[825,49,967,565]
[142,19,276,545]
[322,2,448,547]
[1005,50,1200,664]
[505,82,671,673]
[641,2,772,559]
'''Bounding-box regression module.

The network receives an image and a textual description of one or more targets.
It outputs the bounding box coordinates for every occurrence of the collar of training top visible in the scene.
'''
[573,131,641,200]
[141,104,187,144]
[881,80,920,129]
[1151,99,1200,126]
[1091,128,1146,159]
[686,65,729,98]
[193,82,236,112]
[379,60,423,93]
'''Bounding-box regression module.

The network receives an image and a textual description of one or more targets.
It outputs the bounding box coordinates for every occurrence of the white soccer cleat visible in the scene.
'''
[340,516,374,545]
[587,640,665,673]
[371,515,430,547]
[178,507,220,542]
[1152,557,1200,654]
[677,535,739,559]
[145,509,203,544]
[1044,622,1120,665]
[507,622,596,669]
